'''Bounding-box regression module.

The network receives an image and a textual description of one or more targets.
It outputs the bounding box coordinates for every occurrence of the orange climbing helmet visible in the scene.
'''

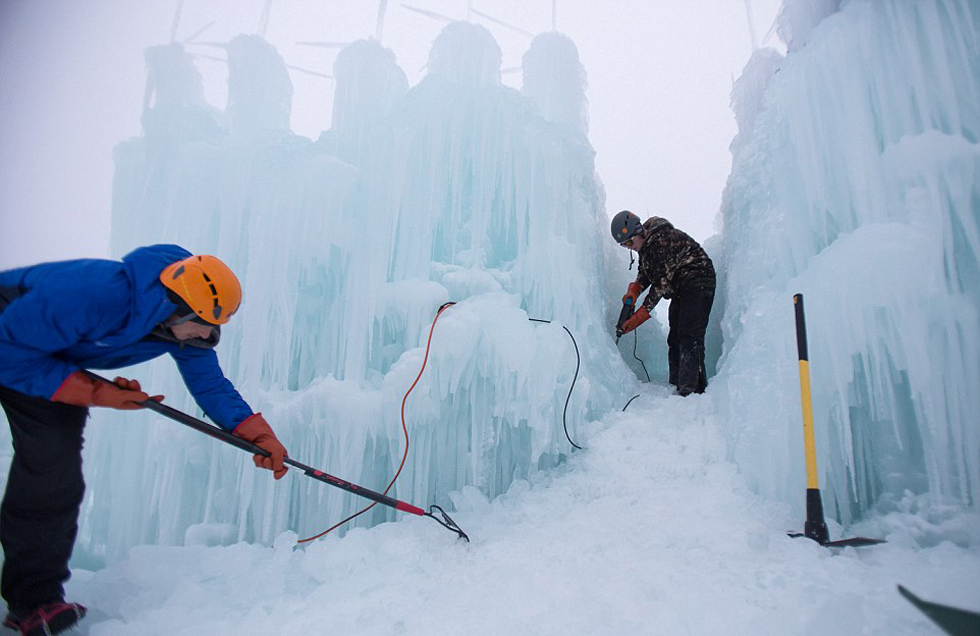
[159,255,242,325]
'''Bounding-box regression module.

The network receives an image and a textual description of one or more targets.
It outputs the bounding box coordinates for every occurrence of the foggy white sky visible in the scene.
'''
[0,0,781,269]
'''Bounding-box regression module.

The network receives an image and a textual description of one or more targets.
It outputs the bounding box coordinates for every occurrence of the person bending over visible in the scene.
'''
[0,244,287,636]
[612,210,715,396]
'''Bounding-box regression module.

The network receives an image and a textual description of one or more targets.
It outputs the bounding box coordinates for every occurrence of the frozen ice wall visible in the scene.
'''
[69,24,637,565]
[717,0,980,529]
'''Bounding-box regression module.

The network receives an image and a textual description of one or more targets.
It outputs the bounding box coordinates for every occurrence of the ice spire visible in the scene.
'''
[521,32,588,135]
[329,39,408,164]
[226,34,293,141]
[427,21,502,88]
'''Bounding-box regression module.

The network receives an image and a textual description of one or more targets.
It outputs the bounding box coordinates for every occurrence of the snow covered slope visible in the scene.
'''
[68,389,980,635]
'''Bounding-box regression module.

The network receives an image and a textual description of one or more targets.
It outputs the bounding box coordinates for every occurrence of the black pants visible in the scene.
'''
[0,384,87,615]
[666,286,715,394]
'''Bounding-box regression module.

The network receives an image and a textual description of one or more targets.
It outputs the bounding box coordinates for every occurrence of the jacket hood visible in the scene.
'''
[644,216,674,234]
[121,244,193,332]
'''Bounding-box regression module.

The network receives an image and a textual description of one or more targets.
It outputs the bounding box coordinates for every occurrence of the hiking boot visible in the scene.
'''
[3,602,87,636]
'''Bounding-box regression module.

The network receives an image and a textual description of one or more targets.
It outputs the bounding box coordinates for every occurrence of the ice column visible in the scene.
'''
[717,0,980,527]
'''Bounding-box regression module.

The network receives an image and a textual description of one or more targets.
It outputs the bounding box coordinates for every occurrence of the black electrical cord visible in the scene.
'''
[529,318,583,450]
[426,305,584,450]
[617,327,648,411]
[630,330,651,383]
[622,394,641,411]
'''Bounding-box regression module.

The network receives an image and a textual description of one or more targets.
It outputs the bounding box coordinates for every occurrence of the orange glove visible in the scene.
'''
[52,372,163,410]
[621,306,651,334]
[233,414,288,480]
[622,282,643,305]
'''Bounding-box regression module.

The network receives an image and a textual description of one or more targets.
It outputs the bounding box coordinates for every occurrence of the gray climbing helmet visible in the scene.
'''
[610,210,643,244]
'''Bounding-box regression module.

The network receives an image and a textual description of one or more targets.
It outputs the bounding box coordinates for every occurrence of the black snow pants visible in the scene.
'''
[0,384,86,615]
[666,284,715,395]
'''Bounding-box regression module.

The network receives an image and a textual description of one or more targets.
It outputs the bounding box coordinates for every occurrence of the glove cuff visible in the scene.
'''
[51,371,96,406]
[233,413,271,441]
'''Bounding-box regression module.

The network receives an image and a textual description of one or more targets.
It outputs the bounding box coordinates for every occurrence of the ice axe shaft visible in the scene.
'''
[793,294,828,543]
[788,296,883,548]
[82,371,468,540]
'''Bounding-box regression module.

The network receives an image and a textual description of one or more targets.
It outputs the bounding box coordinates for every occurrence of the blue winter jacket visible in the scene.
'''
[0,244,253,430]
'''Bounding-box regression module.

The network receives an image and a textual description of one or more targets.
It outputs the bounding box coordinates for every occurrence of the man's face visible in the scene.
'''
[170,319,216,340]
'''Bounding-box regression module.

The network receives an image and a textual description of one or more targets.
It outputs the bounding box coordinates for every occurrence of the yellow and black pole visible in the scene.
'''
[789,294,884,548]
[793,293,829,544]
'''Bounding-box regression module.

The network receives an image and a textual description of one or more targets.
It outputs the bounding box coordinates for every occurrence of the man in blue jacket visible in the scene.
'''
[0,244,288,636]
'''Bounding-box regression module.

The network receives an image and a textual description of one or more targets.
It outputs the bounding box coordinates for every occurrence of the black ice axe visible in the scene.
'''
[787,295,883,548]
[83,371,469,542]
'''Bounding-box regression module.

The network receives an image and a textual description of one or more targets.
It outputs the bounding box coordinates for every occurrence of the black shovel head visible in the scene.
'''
[898,585,980,636]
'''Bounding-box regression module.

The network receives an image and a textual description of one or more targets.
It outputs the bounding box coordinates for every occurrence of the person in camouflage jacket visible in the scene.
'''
[611,211,716,396]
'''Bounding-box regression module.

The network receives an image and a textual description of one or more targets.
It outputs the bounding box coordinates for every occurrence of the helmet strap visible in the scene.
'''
[163,287,212,326]
[164,312,197,328]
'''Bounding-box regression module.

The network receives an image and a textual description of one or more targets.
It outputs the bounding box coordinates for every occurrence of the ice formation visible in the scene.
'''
[67,23,642,566]
[716,0,980,527]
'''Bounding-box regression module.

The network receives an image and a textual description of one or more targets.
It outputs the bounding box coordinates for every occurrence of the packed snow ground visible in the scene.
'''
[65,385,980,635]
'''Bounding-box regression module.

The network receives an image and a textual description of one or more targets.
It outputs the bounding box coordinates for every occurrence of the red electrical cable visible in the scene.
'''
[298,302,455,543]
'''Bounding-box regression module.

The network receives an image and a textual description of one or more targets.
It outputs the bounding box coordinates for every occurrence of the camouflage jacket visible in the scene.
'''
[634,217,715,311]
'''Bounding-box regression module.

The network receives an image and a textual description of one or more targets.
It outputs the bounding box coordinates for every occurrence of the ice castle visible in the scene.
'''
[1,0,975,567]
